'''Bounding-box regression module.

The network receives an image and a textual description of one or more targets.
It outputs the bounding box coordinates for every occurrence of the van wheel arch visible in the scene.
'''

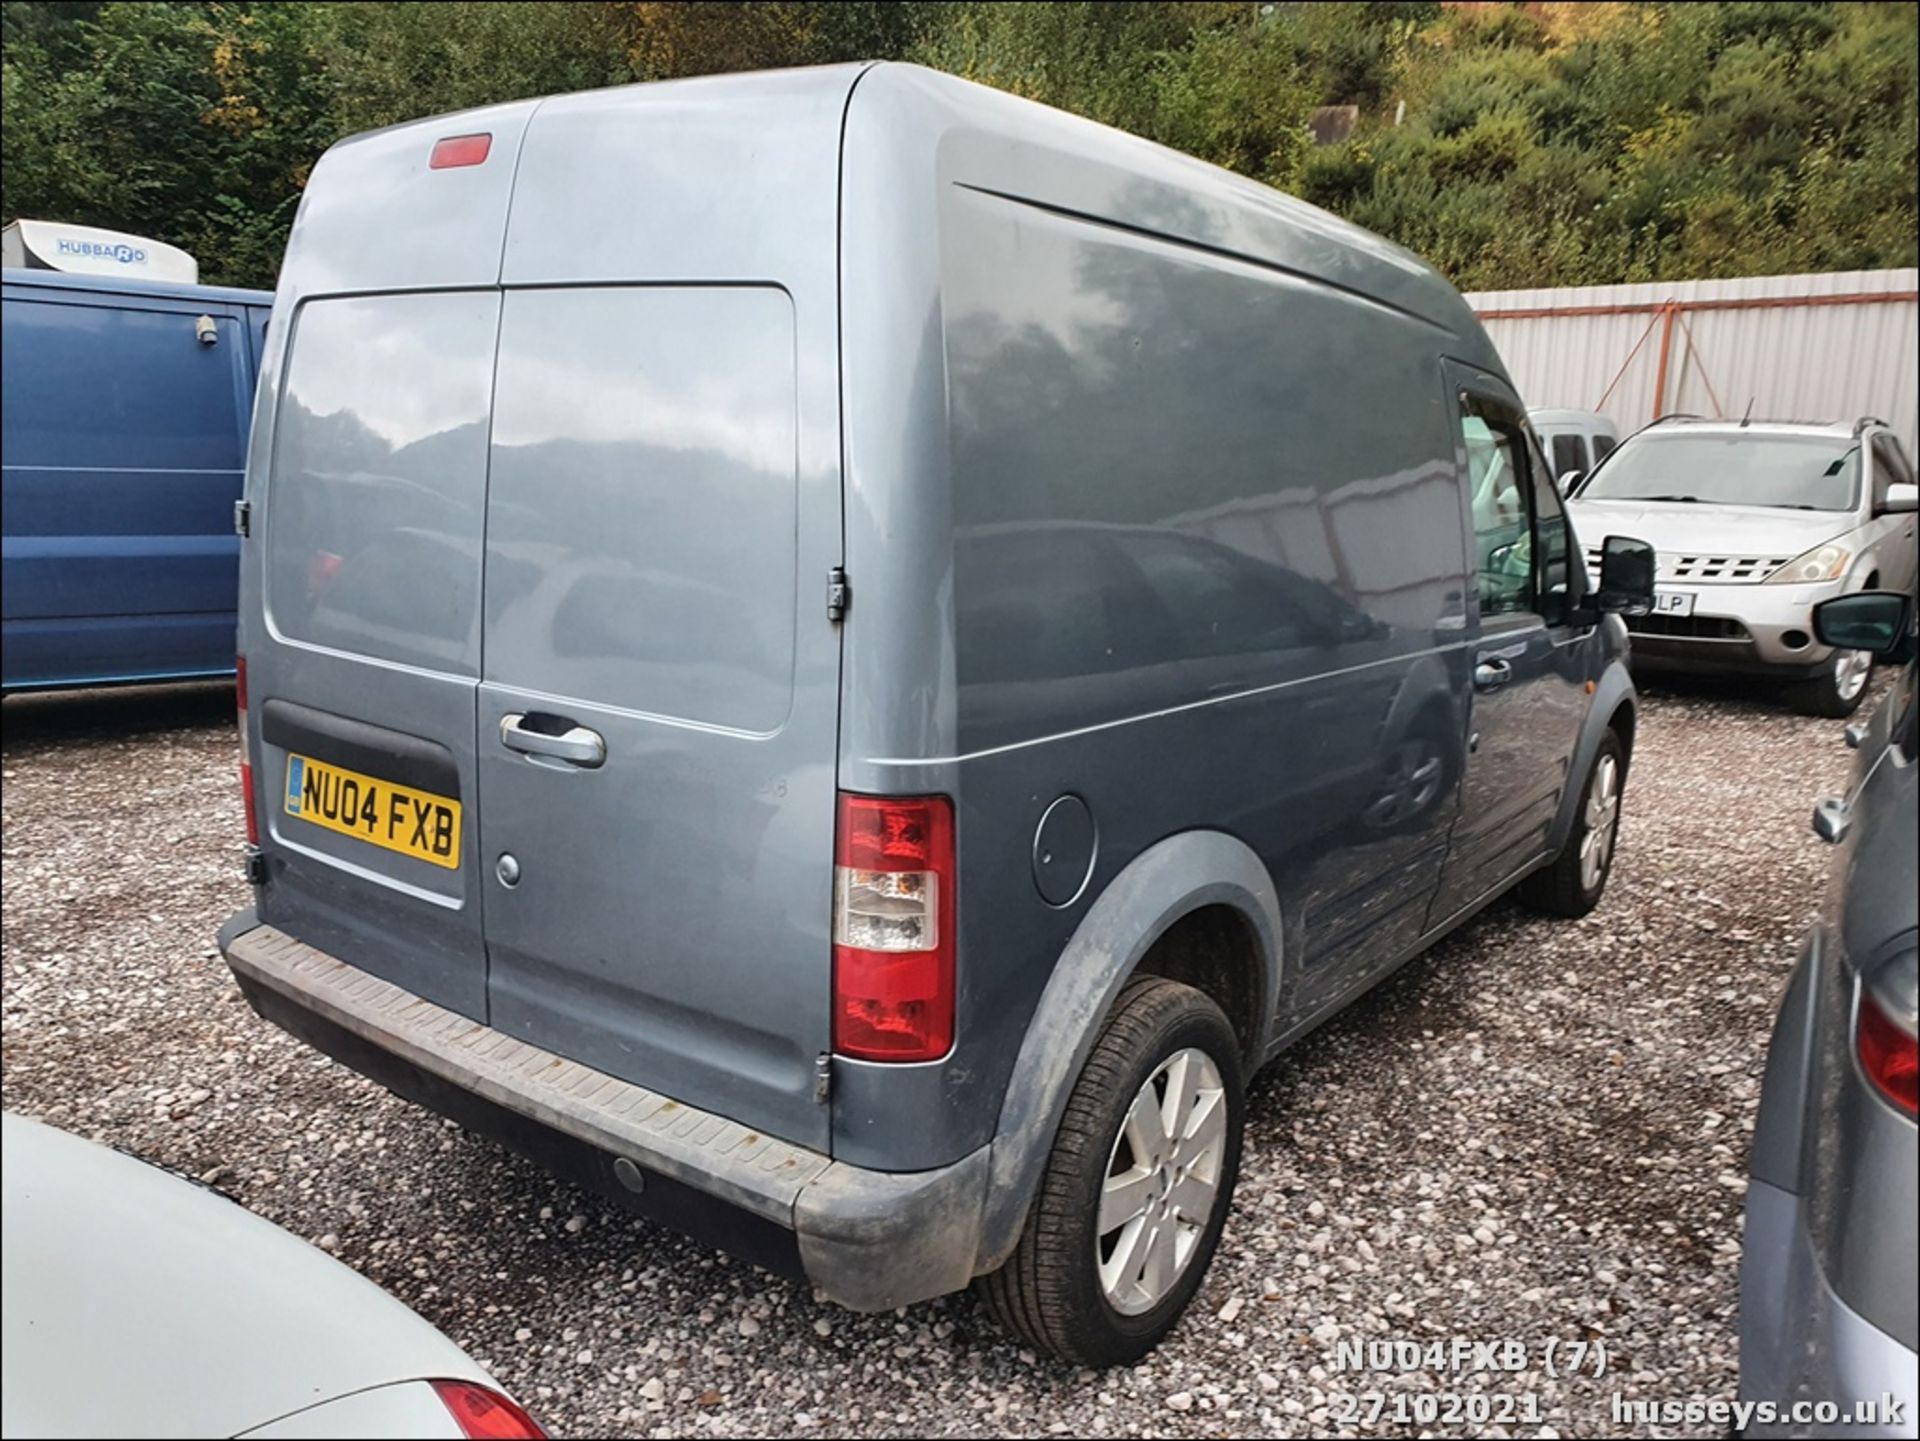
[1607,697,1636,779]
[1129,903,1265,1059]
[975,831,1282,1276]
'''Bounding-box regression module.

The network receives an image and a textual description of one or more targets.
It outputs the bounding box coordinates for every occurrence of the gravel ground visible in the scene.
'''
[0,672,1883,1438]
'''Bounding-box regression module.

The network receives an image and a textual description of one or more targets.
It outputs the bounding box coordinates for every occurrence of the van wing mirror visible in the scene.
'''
[1558,469,1584,495]
[1813,591,1915,660]
[1881,482,1919,515]
[1595,535,1656,616]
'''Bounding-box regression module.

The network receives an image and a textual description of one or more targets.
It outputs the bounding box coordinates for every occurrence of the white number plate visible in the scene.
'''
[1653,590,1696,617]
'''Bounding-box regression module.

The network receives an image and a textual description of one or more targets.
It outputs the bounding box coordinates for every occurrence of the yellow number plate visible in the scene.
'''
[282,753,461,869]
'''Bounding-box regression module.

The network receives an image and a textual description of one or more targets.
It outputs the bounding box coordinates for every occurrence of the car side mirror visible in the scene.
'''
[1813,590,1915,661]
[1558,469,1583,495]
[1880,482,1919,515]
[1594,535,1656,616]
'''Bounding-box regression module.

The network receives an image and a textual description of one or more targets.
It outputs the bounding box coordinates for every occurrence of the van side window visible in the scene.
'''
[1590,433,1616,464]
[1550,433,1585,479]
[1530,459,1573,627]
[1462,413,1532,619]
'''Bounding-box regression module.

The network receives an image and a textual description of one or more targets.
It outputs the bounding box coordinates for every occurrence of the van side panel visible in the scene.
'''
[838,67,1478,1170]
[941,185,1471,1002]
[1,276,268,689]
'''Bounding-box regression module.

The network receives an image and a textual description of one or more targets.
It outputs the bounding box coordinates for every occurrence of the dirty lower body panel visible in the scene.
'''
[219,912,991,1310]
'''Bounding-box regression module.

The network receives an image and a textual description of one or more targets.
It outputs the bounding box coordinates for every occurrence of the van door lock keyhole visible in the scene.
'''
[496,853,521,887]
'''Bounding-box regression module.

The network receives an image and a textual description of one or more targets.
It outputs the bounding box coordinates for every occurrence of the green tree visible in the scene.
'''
[2,1,1913,290]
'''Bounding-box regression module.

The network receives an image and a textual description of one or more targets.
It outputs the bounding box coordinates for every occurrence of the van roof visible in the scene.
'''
[853,63,1491,349]
[319,61,1492,361]
[0,265,273,307]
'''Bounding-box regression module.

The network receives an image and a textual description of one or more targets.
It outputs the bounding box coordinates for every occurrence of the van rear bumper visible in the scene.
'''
[218,911,990,1312]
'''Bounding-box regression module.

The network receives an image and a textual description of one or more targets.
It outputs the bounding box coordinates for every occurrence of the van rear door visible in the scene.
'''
[474,74,855,1149]
[243,101,538,1018]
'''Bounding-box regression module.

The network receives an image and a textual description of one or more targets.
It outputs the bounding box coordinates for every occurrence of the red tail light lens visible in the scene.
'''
[240,759,258,846]
[1858,984,1918,1115]
[430,133,492,170]
[431,1380,545,1439]
[237,656,257,846]
[832,793,955,1062]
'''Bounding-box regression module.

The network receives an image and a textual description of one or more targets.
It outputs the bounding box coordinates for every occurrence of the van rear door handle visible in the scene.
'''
[499,713,606,769]
[1472,659,1513,691]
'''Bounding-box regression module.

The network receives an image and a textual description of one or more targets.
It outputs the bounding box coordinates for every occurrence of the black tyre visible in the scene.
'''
[1788,646,1873,718]
[976,977,1245,1366]
[1517,727,1625,918]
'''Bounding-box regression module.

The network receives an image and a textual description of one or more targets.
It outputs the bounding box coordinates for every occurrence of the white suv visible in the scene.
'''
[1569,417,1919,715]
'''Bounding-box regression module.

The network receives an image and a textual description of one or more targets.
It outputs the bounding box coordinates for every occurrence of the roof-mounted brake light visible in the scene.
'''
[430,134,492,170]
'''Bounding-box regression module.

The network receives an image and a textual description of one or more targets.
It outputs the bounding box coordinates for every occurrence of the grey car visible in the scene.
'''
[1,1113,541,1439]
[1567,417,1920,717]
[1739,588,1920,1437]
[217,62,1656,1364]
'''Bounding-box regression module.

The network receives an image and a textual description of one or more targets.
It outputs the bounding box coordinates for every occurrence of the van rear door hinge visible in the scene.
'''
[813,1052,833,1103]
[826,566,850,622]
[233,499,252,538]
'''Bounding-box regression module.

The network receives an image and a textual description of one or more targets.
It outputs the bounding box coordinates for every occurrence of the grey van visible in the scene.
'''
[219,62,1656,1364]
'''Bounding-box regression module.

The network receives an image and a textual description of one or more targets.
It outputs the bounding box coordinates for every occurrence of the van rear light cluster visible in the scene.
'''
[1857,967,1918,1116]
[236,655,257,847]
[832,793,955,1062]
[429,1380,545,1439]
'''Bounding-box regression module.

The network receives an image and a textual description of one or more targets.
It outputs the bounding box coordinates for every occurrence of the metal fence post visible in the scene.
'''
[1651,300,1677,421]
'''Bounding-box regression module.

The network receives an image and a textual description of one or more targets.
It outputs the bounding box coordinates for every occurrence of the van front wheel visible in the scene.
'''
[977,978,1244,1366]
[1517,727,1625,918]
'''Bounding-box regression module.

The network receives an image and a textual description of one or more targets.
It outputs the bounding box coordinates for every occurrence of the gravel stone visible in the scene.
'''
[1,673,1875,1436]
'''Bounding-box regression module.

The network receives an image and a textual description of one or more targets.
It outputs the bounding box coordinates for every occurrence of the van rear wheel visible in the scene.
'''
[1517,728,1624,918]
[976,978,1244,1366]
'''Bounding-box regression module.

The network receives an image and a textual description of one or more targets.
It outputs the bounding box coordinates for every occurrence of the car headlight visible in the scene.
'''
[1766,543,1851,584]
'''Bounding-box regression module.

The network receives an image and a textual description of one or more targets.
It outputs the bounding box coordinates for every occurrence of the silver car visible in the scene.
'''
[1,1113,542,1439]
[1740,589,1918,1436]
[1567,417,1919,716]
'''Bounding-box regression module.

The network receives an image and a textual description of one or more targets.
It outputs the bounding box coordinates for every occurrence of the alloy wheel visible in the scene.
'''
[1578,752,1620,893]
[1833,647,1872,704]
[1096,1047,1229,1315]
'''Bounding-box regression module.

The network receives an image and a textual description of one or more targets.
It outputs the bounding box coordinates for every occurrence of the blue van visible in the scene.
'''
[2,269,273,690]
